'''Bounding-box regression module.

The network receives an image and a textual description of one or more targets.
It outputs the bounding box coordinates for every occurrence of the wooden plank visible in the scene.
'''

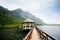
[30,27,42,40]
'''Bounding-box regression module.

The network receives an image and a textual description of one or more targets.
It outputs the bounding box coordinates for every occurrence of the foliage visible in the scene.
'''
[0,6,44,27]
[0,6,24,27]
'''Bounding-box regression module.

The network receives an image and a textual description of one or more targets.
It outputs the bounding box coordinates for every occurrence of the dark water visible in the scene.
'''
[37,25,60,40]
[0,27,29,40]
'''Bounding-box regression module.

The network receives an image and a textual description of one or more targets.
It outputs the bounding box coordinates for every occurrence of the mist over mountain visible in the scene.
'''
[12,9,44,23]
[0,6,44,26]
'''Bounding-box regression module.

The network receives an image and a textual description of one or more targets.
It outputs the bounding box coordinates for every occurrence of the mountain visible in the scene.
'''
[0,6,12,26]
[0,6,24,26]
[0,6,44,26]
[12,9,44,24]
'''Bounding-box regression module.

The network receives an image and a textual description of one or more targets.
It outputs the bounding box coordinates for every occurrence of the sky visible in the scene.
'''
[0,0,60,24]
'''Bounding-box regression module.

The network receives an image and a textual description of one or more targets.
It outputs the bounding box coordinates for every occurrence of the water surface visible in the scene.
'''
[37,25,60,40]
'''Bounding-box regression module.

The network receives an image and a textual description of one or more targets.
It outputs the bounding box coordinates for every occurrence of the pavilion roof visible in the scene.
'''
[23,18,34,22]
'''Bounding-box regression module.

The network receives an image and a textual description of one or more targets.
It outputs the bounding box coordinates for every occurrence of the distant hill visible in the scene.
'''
[12,9,44,24]
[0,6,44,26]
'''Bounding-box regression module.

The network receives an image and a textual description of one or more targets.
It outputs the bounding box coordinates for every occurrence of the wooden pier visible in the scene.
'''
[23,19,56,40]
[23,27,56,40]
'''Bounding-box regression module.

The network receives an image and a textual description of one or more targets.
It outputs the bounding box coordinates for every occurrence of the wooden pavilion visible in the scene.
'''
[22,19,35,30]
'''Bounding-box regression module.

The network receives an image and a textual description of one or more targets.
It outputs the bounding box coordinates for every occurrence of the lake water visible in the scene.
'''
[37,25,60,40]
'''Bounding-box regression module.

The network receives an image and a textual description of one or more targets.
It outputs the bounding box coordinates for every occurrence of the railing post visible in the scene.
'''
[36,27,56,40]
[23,27,34,40]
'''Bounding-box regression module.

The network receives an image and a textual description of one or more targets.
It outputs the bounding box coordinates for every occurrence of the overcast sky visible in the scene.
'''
[0,0,60,24]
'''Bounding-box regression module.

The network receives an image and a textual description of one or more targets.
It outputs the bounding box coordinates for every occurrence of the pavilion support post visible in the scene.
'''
[22,19,35,30]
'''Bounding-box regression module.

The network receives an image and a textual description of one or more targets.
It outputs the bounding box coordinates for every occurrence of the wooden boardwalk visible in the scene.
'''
[23,27,56,40]
[30,27,42,40]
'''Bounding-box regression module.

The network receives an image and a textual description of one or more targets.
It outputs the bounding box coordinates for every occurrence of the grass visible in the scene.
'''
[0,27,29,40]
[0,23,22,28]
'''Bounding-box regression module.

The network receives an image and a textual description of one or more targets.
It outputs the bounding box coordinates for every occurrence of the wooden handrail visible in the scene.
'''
[36,27,56,40]
[23,27,56,40]
[23,27,34,40]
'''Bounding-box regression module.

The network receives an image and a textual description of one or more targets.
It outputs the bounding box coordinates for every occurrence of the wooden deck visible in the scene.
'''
[23,27,56,40]
[30,27,42,40]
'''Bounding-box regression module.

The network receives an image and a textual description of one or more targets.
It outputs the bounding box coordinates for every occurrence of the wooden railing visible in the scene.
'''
[23,27,34,40]
[36,27,56,40]
[23,27,56,40]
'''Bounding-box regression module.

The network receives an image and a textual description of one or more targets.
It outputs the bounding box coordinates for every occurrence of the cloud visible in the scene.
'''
[0,0,54,10]
[0,0,60,24]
